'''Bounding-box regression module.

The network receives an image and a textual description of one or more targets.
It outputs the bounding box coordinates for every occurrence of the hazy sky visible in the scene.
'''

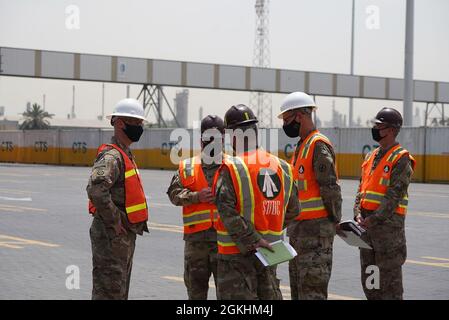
[0,0,448,127]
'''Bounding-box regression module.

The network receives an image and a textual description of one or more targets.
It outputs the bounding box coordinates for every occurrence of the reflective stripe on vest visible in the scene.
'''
[179,156,218,234]
[291,130,333,220]
[279,157,295,216]
[216,230,236,248]
[363,191,409,207]
[229,156,255,223]
[300,197,326,212]
[88,144,148,224]
[297,179,307,192]
[217,230,283,248]
[182,156,195,179]
[215,149,293,254]
[125,168,140,179]
[126,202,147,214]
[360,144,416,215]
[183,209,218,225]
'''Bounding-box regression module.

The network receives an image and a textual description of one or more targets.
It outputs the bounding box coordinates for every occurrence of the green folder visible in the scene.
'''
[255,240,297,267]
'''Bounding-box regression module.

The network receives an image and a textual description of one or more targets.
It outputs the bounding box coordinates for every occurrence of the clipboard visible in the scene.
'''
[255,240,298,266]
[338,220,372,250]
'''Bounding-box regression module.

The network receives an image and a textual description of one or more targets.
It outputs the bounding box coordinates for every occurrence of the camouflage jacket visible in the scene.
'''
[287,131,342,238]
[353,143,413,227]
[214,150,300,258]
[167,159,220,242]
[86,136,149,235]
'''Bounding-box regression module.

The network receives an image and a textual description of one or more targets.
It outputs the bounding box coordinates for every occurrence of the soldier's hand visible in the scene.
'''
[335,223,347,238]
[362,216,374,229]
[113,220,128,236]
[356,215,368,229]
[198,187,215,204]
[253,239,274,252]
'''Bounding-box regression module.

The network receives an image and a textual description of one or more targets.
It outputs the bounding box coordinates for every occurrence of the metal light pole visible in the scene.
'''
[101,83,105,120]
[349,0,355,127]
[250,0,272,128]
[403,0,414,126]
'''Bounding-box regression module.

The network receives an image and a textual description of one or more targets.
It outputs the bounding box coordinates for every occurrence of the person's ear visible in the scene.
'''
[388,127,395,136]
[393,127,399,137]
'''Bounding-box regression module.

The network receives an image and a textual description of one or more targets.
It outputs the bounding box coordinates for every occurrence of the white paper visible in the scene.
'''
[255,240,298,267]
[338,231,372,249]
[283,241,298,258]
[255,251,269,267]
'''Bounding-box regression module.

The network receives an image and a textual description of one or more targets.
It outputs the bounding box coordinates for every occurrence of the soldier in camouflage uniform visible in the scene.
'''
[354,108,415,300]
[167,115,225,300]
[279,92,342,300]
[87,99,149,300]
[214,104,300,300]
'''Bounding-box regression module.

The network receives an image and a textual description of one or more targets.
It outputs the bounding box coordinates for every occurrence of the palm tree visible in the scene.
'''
[19,103,54,130]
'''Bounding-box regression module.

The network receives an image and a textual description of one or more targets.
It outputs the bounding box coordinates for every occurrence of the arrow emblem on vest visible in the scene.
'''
[262,171,279,198]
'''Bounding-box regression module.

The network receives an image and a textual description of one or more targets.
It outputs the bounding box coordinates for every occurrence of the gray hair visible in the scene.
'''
[298,107,314,116]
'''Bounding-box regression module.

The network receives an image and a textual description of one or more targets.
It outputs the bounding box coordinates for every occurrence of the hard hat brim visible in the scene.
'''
[106,113,147,121]
[225,119,259,129]
[373,118,400,128]
[277,105,317,119]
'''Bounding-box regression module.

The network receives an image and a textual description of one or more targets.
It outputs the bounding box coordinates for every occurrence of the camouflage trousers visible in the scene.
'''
[184,240,218,300]
[360,220,407,300]
[216,254,283,300]
[90,217,136,300]
[288,235,334,300]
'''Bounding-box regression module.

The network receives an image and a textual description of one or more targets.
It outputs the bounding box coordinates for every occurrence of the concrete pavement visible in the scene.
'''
[0,163,448,300]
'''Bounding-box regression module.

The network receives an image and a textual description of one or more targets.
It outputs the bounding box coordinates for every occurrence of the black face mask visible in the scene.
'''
[371,127,385,142]
[201,139,222,161]
[283,119,301,138]
[123,123,143,142]
[202,140,214,157]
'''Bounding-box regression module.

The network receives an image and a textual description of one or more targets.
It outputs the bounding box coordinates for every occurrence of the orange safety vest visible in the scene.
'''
[360,144,416,215]
[212,149,294,255]
[88,144,148,224]
[291,130,335,221]
[179,156,218,234]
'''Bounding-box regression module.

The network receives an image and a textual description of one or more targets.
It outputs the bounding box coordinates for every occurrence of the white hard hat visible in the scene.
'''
[277,92,316,119]
[106,98,146,121]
